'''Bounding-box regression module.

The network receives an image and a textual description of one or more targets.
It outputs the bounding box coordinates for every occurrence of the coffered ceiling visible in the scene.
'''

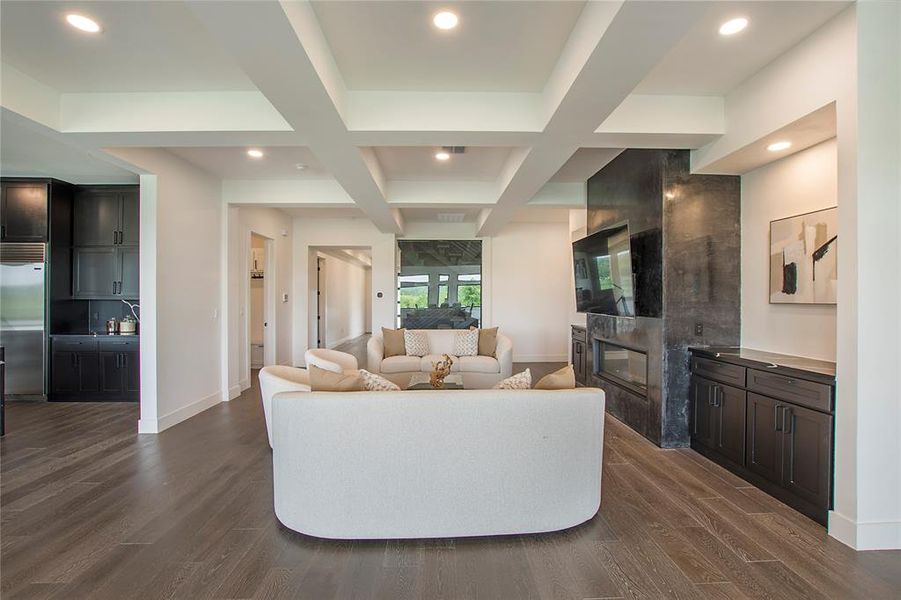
[0,0,849,234]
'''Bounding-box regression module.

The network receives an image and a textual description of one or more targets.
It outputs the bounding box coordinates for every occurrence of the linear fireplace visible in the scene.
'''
[593,339,648,396]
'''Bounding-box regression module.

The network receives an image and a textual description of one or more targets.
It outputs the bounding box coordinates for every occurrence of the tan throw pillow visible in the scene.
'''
[470,326,498,357]
[359,369,401,391]
[535,365,576,390]
[310,365,364,392]
[382,328,406,358]
[493,369,531,390]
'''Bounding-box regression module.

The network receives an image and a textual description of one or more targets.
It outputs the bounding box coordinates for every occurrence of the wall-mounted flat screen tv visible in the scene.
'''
[573,224,636,317]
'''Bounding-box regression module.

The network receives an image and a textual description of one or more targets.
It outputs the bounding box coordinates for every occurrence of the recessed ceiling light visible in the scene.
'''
[719,17,748,36]
[433,11,458,30]
[295,163,307,170]
[247,149,264,158]
[66,13,101,33]
[767,141,792,152]
[435,151,451,161]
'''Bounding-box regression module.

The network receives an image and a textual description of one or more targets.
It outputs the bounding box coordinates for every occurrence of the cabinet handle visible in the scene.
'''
[783,408,793,434]
[774,405,784,432]
[714,387,721,407]
[113,280,117,295]
[116,354,121,368]
[122,354,127,367]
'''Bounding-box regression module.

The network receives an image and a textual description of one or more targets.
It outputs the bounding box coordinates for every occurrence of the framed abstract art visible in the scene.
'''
[770,206,837,304]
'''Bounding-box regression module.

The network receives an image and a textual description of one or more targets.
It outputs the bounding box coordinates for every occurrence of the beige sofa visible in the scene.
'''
[272,387,605,539]
[367,329,513,389]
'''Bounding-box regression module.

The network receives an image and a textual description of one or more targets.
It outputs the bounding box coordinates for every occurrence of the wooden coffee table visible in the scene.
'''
[406,373,465,390]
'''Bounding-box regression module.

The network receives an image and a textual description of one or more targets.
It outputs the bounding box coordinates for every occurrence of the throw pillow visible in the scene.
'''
[359,369,401,392]
[470,326,498,357]
[493,369,531,390]
[535,365,576,390]
[382,327,406,357]
[309,365,364,392]
[453,329,479,357]
[404,330,430,357]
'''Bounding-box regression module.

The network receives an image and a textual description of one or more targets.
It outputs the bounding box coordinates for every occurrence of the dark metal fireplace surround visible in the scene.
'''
[593,339,648,397]
[584,149,740,448]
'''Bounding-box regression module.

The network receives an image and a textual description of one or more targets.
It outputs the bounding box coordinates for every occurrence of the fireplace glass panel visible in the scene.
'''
[595,340,648,391]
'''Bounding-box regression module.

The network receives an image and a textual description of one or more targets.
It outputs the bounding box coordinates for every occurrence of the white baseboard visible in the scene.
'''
[514,354,569,363]
[228,383,243,401]
[138,391,222,435]
[240,378,251,392]
[829,510,901,550]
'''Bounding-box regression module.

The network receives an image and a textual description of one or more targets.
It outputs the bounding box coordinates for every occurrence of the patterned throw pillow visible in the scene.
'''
[493,369,531,390]
[404,330,430,357]
[453,329,479,357]
[359,369,401,391]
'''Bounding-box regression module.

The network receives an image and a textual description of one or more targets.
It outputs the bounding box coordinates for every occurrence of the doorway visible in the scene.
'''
[309,247,372,354]
[248,233,275,376]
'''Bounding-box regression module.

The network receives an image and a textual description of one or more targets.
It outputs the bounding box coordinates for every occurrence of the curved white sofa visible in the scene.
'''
[304,348,358,374]
[272,387,605,540]
[258,366,310,448]
[367,329,513,389]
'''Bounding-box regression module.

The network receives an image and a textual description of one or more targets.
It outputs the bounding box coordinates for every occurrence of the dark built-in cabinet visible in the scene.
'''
[51,336,138,401]
[1,181,49,241]
[571,326,588,386]
[689,348,835,524]
[72,186,139,300]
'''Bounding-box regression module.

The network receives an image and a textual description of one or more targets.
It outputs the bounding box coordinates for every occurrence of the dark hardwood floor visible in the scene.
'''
[2,373,899,599]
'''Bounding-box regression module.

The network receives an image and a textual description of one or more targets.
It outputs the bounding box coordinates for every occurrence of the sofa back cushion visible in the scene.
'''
[382,328,406,357]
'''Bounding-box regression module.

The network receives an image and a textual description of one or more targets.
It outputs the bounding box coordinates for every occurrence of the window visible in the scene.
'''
[396,240,482,329]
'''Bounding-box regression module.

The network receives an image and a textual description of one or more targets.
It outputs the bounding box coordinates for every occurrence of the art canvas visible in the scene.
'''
[770,207,837,304]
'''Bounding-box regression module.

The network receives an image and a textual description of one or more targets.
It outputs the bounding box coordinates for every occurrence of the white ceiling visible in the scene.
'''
[167,147,330,180]
[400,206,485,223]
[550,148,623,182]
[0,111,137,183]
[277,207,366,220]
[311,1,586,92]
[0,1,255,92]
[635,1,851,96]
[373,146,514,181]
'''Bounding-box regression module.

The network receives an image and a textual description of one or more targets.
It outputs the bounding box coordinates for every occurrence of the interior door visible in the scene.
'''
[782,404,833,509]
[746,392,783,485]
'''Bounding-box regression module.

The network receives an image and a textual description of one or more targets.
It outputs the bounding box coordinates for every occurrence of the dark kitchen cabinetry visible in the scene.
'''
[571,326,588,385]
[74,186,139,247]
[1,180,48,241]
[689,347,835,525]
[74,247,138,299]
[50,336,138,401]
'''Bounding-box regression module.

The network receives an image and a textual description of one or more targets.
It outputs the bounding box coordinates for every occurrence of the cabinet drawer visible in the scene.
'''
[691,356,745,388]
[53,338,98,353]
[747,369,833,414]
[571,326,587,342]
[98,337,139,350]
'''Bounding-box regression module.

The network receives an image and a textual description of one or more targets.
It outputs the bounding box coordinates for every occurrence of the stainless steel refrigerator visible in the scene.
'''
[0,243,46,397]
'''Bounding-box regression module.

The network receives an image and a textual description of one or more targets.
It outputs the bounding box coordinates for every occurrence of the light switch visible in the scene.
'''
[282,293,289,302]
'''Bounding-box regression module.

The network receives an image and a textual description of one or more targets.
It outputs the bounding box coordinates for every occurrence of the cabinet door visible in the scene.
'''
[74,248,118,298]
[714,384,746,466]
[746,393,783,485]
[782,404,833,509]
[100,352,124,393]
[51,351,79,393]
[118,247,140,298]
[572,340,585,384]
[690,376,716,450]
[73,188,120,246]
[119,189,139,246]
[2,183,48,241]
[76,352,100,393]
[123,352,140,394]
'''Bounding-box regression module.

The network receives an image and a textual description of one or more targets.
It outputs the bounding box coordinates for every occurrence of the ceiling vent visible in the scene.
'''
[441,146,466,155]
[437,212,466,223]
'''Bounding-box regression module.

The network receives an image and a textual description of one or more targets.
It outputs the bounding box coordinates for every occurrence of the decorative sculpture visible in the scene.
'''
[430,354,455,389]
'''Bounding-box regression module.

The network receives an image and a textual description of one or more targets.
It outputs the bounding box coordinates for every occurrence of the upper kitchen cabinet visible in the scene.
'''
[1,180,48,242]
[73,186,139,247]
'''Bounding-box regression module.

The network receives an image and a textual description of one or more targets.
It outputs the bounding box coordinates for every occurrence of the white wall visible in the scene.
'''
[741,139,837,361]
[319,254,369,347]
[293,218,396,365]
[110,148,223,433]
[225,206,293,397]
[491,222,573,362]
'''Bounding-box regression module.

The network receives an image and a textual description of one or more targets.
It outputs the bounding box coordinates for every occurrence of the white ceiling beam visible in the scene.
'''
[477,1,707,236]
[222,179,355,206]
[188,0,402,234]
[0,62,61,130]
[386,181,499,206]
